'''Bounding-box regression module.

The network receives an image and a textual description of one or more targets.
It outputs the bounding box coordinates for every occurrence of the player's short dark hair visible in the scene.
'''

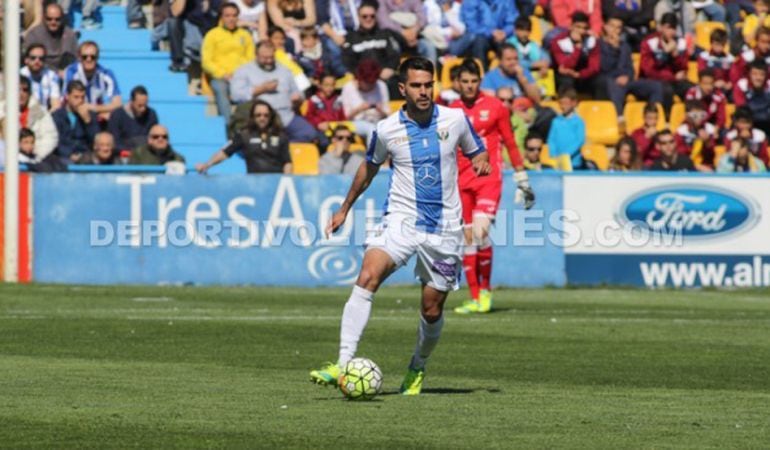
[130,85,148,100]
[20,75,31,92]
[317,71,337,83]
[749,59,768,73]
[700,68,715,81]
[644,102,660,115]
[655,129,673,143]
[456,58,481,78]
[660,12,678,29]
[25,43,46,57]
[733,106,754,124]
[514,16,531,31]
[710,28,728,44]
[685,99,705,112]
[571,11,590,25]
[449,64,462,82]
[398,57,434,83]
[558,86,578,100]
[20,127,35,140]
[66,79,87,94]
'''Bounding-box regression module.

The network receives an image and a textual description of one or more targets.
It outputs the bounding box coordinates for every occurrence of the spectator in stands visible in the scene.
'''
[547,87,588,170]
[315,0,360,78]
[723,107,769,167]
[480,44,540,102]
[167,0,220,73]
[510,95,537,152]
[548,1,603,38]
[696,29,733,93]
[601,0,656,49]
[507,16,549,77]
[599,15,663,119]
[733,60,770,135]
[130,124,186,165]
[631,102,662,167]
[342,1,401,96]
[127,0,148,29]
[458,0,518,67]
[685,70,727,130]
[63,41,123,120]
[1,77,59,162]
[654,0,695,38]
[202,3,255,123]
[717,137,767,172]
[675,100,718,171]
[437,65,462,107]
[59,0,102,30]
[231,41,318,143]
[376,0,437,65]
[423,0,464,58]
[23,3,78,71]
[742,0,770,48]
[305,73,346,134]
[52,80,99,163]
[108,86,160,152]
[265,0,317,52]
[647,129,696,171]
[20,44,62,111]
[726,1,758,31]
[609,136,642,171]
[730,27,770,86]
[296,26,339,78]
[551,12,601,95]
[269,26,294,54]
[79,132,122,165]
[18,128,67,172]
[639,12,691,115]
[521,131,552,171]
[196,100,292,174]
[150,0,171,51]
[234,0,268,41]
[340,58,389,139]
[318,124,364,175]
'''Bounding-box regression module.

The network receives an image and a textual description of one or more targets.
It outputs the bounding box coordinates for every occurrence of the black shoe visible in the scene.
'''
[169,63,188,73]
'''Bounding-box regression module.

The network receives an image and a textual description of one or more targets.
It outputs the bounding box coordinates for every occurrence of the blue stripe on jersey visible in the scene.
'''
[405,116,443,233]
[464,116,486,155]
[365,130,380,164]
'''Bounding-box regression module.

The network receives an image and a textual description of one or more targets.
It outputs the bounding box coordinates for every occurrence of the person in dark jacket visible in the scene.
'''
[107,85,160,151]
[601,0,656,50]
[52,80,100,164]
[639,12,691,115]
[599,16,664,118]
[733,60,770,135]
[130,124,186,164]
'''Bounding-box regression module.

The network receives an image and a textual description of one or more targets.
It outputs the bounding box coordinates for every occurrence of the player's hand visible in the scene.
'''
[471,152,490,176]
[326,209,348,238]
[514,171,535,210]
[195,163,209,174]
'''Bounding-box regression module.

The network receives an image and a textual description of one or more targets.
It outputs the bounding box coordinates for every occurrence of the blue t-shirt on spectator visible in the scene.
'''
[480,67,534,97]
[506,36,549,71]
[547,112,585,168]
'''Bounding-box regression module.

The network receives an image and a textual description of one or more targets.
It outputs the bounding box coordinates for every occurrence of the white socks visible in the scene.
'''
[409,314,444,370]
[337,285,374,367]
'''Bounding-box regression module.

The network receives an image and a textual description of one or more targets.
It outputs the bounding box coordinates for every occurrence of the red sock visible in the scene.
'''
[477,245,493,291]
[463,249,480,300]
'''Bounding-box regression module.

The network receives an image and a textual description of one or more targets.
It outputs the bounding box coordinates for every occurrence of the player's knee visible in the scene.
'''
[356,269,382,291]
[421,309,442,323]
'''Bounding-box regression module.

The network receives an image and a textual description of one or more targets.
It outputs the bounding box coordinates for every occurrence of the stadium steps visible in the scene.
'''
[78,5,241,174]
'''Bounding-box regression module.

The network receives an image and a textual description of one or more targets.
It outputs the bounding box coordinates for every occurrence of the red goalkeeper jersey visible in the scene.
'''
[449,94,523,185]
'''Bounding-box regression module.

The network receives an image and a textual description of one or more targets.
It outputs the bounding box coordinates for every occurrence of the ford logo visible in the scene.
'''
[621,186,758,238]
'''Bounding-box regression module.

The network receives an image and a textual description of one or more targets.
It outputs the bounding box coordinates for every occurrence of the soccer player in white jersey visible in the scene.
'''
[310,57,491,395]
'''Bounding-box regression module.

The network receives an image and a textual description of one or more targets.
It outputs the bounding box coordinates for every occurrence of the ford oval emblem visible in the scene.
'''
[621,186,758,238]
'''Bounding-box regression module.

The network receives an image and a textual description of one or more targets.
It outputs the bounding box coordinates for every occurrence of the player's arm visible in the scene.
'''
[326,130,386,237]
[458,116,491,176]
[497,105,535,209]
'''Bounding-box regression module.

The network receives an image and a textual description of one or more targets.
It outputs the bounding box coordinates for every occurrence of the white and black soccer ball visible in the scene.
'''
[338,357,383,401]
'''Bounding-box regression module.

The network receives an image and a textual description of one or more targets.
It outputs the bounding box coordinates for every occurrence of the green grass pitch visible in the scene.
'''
[1,284,769,448]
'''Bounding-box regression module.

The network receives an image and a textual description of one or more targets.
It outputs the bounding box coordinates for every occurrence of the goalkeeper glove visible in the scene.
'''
[514,171,535,210]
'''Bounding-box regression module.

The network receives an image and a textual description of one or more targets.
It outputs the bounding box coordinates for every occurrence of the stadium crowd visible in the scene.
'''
[1,0,770,174]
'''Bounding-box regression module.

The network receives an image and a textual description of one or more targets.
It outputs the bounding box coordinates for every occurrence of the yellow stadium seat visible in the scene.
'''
[687,61,699,84]
[539,144,557,167]
[540,144,572,171]
[335,73,354,89]
[695,21,726,51]
[725,103,735,128]
[350,142,366,152]
[290,142,320,175]
[669,102,686,130]
[714,144,727,162]
[623,101,665,132]
[299,99,309,116]
[389,99,405,112]
[577,101,620,145]
[581,144,609,171]
[632,53,640,79]
[530,16,543,45]
[441,57,483,88]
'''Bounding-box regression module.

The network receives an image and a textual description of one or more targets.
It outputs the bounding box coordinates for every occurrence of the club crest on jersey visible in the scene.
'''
[436,128,450,141]
[479,110,490,121]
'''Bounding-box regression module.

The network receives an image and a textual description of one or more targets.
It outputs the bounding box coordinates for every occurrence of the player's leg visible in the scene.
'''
[454,186,481,314]
[474,182,502,313]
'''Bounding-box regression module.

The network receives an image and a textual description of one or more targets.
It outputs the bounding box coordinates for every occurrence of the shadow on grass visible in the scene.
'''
[314,387,501,401]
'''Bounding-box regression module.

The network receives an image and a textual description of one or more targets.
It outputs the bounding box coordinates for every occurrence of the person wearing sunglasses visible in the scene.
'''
[521,132,552,171]
[647,129,695,172]
[196,100,291,174]
[318,125,364,175]
[22,3,79,71]
[20,44,62,111]
[63,41,123,121]
[129,124,186,165]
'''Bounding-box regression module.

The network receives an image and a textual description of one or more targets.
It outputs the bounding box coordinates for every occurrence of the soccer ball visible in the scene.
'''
[338,357,383,401]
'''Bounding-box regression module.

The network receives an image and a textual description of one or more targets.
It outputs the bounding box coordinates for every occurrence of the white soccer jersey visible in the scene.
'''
[366,105,485,233]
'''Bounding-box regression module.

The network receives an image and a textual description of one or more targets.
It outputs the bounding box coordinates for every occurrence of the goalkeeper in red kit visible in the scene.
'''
[449,58,535,314]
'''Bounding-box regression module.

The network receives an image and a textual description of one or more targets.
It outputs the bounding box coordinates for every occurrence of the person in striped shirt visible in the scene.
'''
[20,44,62,112]
[63,41,123,121]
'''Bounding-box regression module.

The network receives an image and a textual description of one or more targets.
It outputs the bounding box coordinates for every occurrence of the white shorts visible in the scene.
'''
[364,214,464,292]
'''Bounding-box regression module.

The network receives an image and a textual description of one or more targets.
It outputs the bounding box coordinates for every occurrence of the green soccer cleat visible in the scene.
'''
[399,367,425,396]
[478,290,493,313]
[454,299,480,314]
[310,362,341,387]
